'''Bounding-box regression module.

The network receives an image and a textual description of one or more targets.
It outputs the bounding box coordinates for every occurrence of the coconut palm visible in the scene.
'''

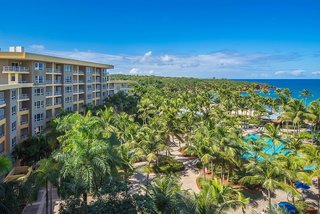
[264,123,282,155]
[240,159,296,212]
[178,178,249,214]
[300,89,313,105]
[33,158,59,214]
[282,99,307,133]
[0,155,12,176]
[149,175,182,214]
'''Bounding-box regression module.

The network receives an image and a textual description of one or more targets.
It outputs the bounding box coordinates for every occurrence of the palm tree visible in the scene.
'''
[307,100,320,132]
[282,99,307,133]
[178,178,249,214]
[240,159,296,212]
[34,158,59,214]
[0,155,12,176]
[149,175,182,214]
[300,89,312,105]
[264,123,282,155]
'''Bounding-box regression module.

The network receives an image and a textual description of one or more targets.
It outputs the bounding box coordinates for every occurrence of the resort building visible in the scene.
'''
[0,46,114,154]
[108,80,133,95]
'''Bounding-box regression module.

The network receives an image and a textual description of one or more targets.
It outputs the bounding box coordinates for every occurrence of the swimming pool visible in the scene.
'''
[243,134,316,171]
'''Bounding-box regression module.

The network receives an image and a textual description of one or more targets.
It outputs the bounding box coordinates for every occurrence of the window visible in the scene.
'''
[11,106,16,116]
[86,67,91,74]
[11,74,15,82]
[65,65,71,72]
[34,62,44,71]
[11,90,16,100]
[86,76,91,82]
[65,86,72,93]
[34,88,44,96]
[65,96,72,103]
[35,76,44,84]
[11,137,17,148]
[87,94,92,99]
[65,76,72,83]
[34,126,43,134]
[34,113,44,122]
[34,101,44,109]
[11,121,16,131]
[65,107,72,112]
[87,85,92,90]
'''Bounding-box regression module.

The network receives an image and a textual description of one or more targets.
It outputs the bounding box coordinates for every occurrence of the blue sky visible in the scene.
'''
[0,0,319,78]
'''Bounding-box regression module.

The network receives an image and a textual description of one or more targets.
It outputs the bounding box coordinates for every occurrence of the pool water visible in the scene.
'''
[243,134,316,171]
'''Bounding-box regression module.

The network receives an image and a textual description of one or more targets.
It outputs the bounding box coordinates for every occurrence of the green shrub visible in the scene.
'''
[154,156,184,173]
[299,131,312,139]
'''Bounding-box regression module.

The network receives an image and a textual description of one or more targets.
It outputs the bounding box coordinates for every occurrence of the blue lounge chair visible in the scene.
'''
[278,202,298,213]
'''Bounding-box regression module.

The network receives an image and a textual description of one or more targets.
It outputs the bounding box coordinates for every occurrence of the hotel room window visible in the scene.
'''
[11,90,16,100]
[86,67,91,74]
[65,65,71,72]
[11,121,16,131]
[34,62,44,71]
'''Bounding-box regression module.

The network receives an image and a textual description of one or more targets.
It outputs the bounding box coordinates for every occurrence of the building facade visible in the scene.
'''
[0,47,114,154]
[108,80,133,95]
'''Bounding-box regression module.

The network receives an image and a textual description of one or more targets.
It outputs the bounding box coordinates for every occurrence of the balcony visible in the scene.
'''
[54,80,62,84]
[19,107,29,113]
[78,70,84,75]
[46,102,53,107]
[46,79,53,84]
[54,91,62,96]
[46,91,53,97]
[34,81,45,85]
[46,68,53,73]
[54,101,62,105]
[18,94,29,100]
[73,80,79,84]
[64,80,72,84]
[18,80,29,84]
[20,134,29,141]
[2,66,29,73]
[0,132,4,138]
[0,99,5,107]
[20,120,28,125]
[73,70,79,75]
[54,69,62,74]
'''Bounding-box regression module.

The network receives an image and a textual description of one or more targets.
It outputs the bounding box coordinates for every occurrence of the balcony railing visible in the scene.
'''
[73,80,79,83]
[54,80,62,84]
[19,107,28,112]
[2,66,29,72]
[0,114,5,120]
[46,102,53,107]
[0,132,4,138]
[19,94,29,100]
[34,81,45,85]
[78,80,85,83]
[54,91,62,96]
[46,80,53,84]
[78,70,84,75]
[20,120,28,125]
[18,80,28,84]
[46,68,53,73]
[0,99,5,106]
[54,101,62,105]
[46,91,53,96]
[54,69,62,73]
[20,134,28,140]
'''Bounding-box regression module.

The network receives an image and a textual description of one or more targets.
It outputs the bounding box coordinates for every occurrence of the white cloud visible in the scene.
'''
[25,46,315,78]
[140,51,152,62]
[274,69,305,76]
[129,68,139,74]
[29,44,45,51]
[311,71,320,75]
[160,54,172,62]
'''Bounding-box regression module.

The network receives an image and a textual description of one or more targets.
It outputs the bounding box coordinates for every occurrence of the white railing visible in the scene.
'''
[0,99,5,105]
[20,120,28,125]
[19,107,28,112]
[46,68,53,73]
[19,94,29,100]
[2,66,29,72]
[46,91,53,96]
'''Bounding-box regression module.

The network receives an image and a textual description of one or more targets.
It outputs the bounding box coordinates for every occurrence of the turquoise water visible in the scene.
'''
[235,79,320,105]
[243,134,289,159]
[243,134,316,170]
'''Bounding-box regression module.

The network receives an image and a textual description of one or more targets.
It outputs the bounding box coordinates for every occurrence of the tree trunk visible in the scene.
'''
[83,192,88,213]
[45,180,49,214]
[268,189,272,213]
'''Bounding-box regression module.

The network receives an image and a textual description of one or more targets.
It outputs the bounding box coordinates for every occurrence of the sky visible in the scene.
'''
[0,0,319,79]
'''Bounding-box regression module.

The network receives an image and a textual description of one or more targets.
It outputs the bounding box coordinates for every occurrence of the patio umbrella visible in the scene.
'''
[294,181,310,190]
[278,202,298,213]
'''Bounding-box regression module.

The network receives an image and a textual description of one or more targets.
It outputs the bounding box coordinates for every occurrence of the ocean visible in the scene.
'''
[234,79,320,105]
